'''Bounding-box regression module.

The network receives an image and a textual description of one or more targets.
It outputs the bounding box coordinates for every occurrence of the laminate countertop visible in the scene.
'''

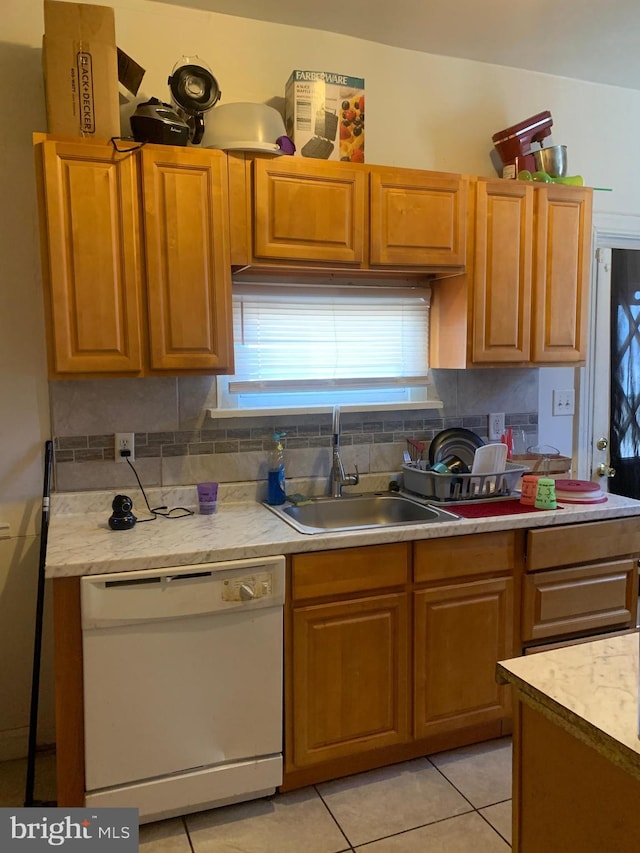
[45,486,640,577]
[497,632,640,782]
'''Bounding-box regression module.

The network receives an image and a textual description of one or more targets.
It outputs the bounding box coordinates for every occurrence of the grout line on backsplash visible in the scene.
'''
[53,413,539,464]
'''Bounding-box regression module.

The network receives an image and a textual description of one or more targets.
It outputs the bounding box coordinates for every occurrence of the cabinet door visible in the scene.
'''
[38,140,144,376]
[369,168,467,267]
[532,185,593,363]
[141,146,233,372]
[414,577,514,738]
[252,158,366,264]
[472,180,533,363]
[291,593,410,767]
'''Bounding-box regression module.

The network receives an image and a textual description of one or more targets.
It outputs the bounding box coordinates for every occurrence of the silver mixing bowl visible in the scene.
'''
[533,145,568,177]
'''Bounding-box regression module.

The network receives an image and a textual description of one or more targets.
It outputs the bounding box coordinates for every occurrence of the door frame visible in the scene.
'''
[576,213,640,481]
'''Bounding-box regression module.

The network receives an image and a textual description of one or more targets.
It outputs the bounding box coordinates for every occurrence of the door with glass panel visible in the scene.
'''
[589,245,640,497]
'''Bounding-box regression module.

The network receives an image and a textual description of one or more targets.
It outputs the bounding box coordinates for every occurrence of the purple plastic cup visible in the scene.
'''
[197,482,218,514]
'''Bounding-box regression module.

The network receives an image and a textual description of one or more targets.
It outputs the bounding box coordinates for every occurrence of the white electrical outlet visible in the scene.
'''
[552,389,576,416]
[114,432,135,463]
[488,413,505,441]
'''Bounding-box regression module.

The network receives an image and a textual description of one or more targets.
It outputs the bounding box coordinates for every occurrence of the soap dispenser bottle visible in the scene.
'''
[267,432,286,505]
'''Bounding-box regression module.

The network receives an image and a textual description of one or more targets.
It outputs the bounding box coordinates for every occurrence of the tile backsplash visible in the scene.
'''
[49,369,539,494]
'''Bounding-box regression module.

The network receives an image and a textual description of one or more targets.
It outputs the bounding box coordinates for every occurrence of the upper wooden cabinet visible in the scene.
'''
[472,180,534,363]
[35,137,234,378]
[36,139,145,376]
[431,178,593,367]
[531,184,593,363]
[228,153,468,272]
[252,157,366,264]
[369,167,467,268]
[140,146,233,373]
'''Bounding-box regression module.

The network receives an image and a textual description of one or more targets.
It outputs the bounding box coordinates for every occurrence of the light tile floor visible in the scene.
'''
[0,737,512,851]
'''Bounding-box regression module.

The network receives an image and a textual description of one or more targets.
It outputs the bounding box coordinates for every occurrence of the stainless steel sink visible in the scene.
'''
[264,492,460,535]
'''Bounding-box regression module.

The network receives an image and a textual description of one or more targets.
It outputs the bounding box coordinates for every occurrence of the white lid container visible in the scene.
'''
[202,102,286,152]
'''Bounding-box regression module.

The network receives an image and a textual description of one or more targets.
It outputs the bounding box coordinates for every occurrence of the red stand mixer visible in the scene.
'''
[492,111,553,179]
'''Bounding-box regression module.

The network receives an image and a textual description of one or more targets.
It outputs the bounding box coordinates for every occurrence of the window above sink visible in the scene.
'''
[213,280,437,415]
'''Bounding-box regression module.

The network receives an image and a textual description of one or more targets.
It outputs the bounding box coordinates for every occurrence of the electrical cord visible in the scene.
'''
[109,137,147,155]
[124,456,194,521]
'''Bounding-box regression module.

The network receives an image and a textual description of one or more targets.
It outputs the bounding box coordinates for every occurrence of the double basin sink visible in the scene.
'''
[265,492,461,535]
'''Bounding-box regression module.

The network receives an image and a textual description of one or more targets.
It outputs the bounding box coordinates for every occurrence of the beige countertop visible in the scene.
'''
[45,486,640,577]
[497,632,640,782]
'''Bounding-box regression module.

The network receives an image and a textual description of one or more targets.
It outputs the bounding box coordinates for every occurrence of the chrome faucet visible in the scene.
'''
[330,406,359,497]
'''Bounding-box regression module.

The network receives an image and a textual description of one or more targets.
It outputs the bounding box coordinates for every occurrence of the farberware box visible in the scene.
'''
[285,70,365,162]
[42,0,120,138]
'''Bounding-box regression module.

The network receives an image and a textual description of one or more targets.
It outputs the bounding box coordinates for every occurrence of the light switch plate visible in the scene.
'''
[553,389,575,416]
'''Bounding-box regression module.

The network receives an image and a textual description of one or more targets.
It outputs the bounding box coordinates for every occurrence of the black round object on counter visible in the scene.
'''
[109,494,137,530]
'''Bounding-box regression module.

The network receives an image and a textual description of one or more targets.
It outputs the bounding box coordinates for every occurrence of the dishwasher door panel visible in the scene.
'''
[83,602,283,791]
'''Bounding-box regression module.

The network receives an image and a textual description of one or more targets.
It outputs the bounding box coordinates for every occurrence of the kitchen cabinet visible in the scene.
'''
[413,532,517,738]
[35,136,233,378]
[286,544,411,781]
[228,154,468,272]
[251,156,367,265]
[499,633,640,853]
[284,532,519,789]
[522,518,640,648]
[291,594,410,766]
[140,146,233,373]
[430,178,593,367]
[368,167,467,268]
[35,138,145,376]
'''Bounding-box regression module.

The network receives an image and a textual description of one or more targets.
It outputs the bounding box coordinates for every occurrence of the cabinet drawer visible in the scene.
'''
[292,543,410,602]
[527,518,640,571]
[522,559,638,643]
[414,531,520,583]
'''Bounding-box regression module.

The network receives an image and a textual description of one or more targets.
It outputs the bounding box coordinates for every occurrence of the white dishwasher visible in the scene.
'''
[80,555,285,823]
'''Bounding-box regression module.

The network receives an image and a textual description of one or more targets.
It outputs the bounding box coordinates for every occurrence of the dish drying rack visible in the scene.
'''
[402,460,529,504]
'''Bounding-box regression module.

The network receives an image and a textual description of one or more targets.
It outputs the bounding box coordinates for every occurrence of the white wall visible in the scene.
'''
[3,0,640,756]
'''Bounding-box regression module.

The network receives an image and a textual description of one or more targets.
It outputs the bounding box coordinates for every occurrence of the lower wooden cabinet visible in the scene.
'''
[284,536,518,787]
[291,592,410,767]
[414,576,514,738]
[523,519,640,647]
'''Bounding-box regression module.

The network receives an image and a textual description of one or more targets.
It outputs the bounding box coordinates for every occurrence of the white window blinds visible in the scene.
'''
[220,283,431,409]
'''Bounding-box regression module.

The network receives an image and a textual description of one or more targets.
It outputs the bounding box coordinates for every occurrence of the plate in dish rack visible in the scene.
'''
[428,428,485,468]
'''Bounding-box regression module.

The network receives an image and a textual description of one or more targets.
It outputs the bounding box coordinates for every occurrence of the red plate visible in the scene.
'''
[554,479,601,493]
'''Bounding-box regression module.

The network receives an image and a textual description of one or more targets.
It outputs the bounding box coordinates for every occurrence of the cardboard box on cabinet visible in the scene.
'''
[42,0,120,138]
[285,70,365,162]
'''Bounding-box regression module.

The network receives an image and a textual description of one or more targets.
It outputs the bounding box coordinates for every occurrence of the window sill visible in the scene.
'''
[206,400,444,420]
